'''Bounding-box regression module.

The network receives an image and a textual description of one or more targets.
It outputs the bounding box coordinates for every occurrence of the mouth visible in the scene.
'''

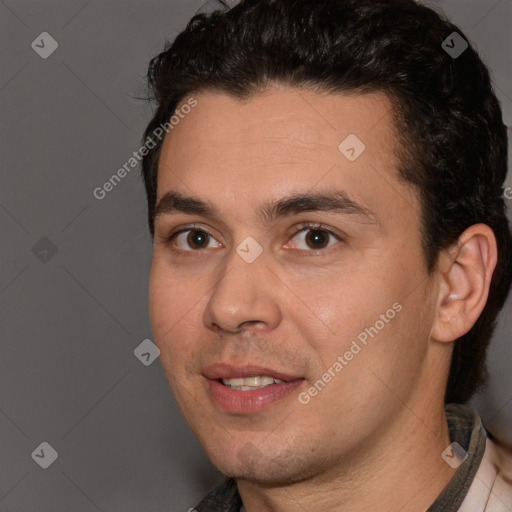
[203,363,305,412]
[220,375,288,391]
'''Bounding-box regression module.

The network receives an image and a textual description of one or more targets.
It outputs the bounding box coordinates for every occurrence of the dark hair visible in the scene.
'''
[141,0,512,404]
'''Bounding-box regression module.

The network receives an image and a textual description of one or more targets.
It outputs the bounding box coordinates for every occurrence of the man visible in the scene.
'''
[140,0,512,510]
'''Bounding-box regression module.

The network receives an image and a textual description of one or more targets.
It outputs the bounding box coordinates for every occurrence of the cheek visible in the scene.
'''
[149,280,203,393]
[289,270,392,348]
[290,257,419,385]
[149,265,200,356]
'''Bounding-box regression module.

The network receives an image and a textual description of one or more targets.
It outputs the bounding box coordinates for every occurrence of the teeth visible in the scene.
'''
[222,376,285,390]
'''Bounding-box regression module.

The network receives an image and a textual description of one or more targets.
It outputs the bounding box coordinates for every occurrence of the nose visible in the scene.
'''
[202,246,283,334]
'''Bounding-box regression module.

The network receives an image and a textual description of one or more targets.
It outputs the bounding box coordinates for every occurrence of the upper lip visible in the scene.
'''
[203,363,303,382]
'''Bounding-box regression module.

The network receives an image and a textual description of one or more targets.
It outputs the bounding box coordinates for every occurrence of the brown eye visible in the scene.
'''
[287,226,341,251]
[171,229,222,251]
[186,230,210,249]
[305,230,330,249]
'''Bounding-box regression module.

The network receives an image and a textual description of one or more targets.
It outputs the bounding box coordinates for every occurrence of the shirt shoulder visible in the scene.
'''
[459,436,512,512]
[193,477,242,512]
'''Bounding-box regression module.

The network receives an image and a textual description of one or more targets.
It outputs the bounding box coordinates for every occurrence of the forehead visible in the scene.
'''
[156,86,418,226]
[159,86,397,167]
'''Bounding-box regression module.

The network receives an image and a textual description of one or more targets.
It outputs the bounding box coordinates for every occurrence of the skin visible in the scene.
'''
[149,86,497,512]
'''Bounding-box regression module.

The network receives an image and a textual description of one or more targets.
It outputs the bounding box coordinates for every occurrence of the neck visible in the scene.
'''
[237,405,456,512]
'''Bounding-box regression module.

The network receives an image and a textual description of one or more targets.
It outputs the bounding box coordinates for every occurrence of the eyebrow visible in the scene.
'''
[153,190,377,225]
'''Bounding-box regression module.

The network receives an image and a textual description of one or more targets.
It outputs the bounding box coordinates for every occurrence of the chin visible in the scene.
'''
[205,442,323,486]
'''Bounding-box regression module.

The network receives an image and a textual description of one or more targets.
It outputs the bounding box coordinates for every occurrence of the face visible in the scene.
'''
[149,86,439,484]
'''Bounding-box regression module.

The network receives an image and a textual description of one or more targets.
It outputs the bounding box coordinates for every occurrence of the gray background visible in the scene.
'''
[0,0,510,510]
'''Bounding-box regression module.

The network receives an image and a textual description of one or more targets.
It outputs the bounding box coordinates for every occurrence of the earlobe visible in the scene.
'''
[431,224,498,343]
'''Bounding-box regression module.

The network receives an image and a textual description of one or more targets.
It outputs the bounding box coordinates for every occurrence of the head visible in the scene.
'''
[142,0,511,483]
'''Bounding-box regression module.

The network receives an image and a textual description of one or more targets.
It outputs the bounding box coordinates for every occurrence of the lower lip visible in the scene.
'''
[206,378,305,413]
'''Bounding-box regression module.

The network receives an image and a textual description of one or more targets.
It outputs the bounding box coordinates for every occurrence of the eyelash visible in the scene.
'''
[164,222,342,255]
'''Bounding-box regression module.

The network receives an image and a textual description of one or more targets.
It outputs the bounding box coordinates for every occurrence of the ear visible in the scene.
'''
[430,224,498,343]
